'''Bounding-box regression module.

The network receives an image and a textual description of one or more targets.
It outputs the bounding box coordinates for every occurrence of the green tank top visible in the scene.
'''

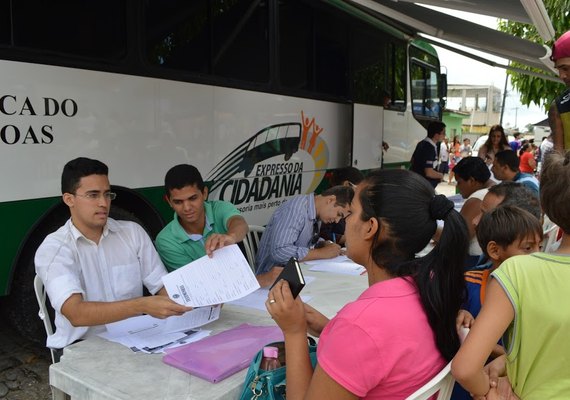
[493,253,570,398]
[555,88,570,149]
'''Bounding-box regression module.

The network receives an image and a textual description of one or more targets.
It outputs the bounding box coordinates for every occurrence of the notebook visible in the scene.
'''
[162,323,283,383]
[270,257,305,298]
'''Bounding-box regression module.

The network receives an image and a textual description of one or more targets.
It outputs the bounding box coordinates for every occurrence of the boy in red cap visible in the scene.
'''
[549,30,570,151]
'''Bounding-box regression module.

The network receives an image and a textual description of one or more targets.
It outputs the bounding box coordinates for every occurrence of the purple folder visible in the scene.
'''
[162,323,284,383]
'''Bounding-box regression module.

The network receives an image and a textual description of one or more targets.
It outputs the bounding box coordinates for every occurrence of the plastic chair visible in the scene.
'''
[405,327,469,400]
[33,274,56,363]
[542,215,562,253]
[405,361,454,400]
[242,225,265,272]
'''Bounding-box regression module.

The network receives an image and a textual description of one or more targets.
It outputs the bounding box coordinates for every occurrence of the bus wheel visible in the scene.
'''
[2,199,158,345]
[1,204,69,345]
[2,251,55,346]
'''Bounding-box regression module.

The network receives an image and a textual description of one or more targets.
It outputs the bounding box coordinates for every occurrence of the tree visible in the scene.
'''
[497,0,570,110]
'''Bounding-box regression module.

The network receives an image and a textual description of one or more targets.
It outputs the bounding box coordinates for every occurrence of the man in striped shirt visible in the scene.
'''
[254,186,353,286]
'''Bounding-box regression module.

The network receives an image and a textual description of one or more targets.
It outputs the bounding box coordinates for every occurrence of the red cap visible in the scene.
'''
[552,31,570,61]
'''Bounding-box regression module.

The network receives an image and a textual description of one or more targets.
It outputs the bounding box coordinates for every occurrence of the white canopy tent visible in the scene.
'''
[345,0,559,82]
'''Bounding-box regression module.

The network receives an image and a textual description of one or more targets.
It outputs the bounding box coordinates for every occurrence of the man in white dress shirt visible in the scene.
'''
[35,157,190,356]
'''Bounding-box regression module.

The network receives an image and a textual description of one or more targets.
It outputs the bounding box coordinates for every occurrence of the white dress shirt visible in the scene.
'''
[35,218,167,349]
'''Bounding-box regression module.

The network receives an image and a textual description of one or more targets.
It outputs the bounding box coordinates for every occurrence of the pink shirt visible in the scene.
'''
[317,277,446,399]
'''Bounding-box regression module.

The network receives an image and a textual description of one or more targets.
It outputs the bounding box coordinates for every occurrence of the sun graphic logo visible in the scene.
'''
[206,111,329,207]
[300,111,329,193]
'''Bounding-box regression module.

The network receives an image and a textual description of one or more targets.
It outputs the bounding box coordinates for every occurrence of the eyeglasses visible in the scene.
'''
[73,192,117,201]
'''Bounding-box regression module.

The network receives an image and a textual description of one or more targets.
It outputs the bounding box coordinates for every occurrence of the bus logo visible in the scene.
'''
[207,123,301,192]
[207,112,329,215]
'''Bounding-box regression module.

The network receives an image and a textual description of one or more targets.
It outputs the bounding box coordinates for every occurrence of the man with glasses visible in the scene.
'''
[35,157,191,356]
[254,185,354,286]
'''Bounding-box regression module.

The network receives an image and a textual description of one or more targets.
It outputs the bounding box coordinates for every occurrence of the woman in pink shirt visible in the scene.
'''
[267,169,469,399]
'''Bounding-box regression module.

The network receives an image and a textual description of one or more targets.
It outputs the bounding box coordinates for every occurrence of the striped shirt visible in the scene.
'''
[464,268,493,318]
[255,194,317,274]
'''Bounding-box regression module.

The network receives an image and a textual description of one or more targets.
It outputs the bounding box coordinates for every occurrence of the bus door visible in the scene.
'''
[352,103,384,169]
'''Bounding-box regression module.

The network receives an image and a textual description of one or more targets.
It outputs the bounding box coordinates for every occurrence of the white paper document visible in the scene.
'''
[304,255,352,265]
[162,244,260,307]
[306,255,366,275]
[99,305,220,353]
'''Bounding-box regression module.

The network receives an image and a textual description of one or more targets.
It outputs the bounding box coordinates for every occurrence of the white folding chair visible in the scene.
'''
[242,225,265,272]
[405,327,469,400]
[405,361,454,400]
[542,215,561,253]
[33,274,56,363]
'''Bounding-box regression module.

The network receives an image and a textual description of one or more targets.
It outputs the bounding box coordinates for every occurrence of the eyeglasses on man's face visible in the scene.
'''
[73,192,117,201]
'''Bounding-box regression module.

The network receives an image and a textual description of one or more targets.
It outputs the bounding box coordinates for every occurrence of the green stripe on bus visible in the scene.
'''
[383,161,411,169]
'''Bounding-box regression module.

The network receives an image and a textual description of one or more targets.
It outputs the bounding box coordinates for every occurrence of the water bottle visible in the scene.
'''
[260,346,281,371]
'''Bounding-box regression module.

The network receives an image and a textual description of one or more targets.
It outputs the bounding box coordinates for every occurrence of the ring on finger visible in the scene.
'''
[269,299,276,304]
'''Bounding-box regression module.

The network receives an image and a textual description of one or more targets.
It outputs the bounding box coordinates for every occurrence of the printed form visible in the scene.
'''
[99,305,220,353]
[162,244,260,307]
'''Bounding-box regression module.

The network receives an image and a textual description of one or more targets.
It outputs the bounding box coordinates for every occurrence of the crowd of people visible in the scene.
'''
[34,30,570,400]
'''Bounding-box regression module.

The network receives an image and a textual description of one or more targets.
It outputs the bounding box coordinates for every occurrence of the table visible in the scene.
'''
[50,265,368,400]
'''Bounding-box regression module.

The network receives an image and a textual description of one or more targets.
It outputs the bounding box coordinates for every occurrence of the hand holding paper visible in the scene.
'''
[162,244,260,307]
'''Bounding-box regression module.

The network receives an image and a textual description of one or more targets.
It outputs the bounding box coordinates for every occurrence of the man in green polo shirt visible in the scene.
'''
[156,164,249,271]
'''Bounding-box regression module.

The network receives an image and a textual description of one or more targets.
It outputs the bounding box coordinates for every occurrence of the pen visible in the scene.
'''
[332,233,336,243]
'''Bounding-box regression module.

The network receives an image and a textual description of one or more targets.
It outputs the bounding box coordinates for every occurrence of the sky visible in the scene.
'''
[427,8,549,131]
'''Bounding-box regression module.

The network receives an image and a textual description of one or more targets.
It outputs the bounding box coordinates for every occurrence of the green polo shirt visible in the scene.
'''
[155,200,240,271]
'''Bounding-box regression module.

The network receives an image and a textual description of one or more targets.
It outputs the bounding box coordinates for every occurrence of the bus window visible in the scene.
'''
[410,44,442,121]
[351,25,388,106]
[389,43,407,110]
[146,0,269,84]
[278,0,348,97]
[0,0,10,45]
[211,0,269,83]
[314,10,348,97]
[410,63,441,119]
[9,0,126,60]
[350,25,406,110]
[278,0,313,92]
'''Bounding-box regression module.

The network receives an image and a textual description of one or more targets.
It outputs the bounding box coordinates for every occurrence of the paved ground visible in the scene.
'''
[0,322,51,399]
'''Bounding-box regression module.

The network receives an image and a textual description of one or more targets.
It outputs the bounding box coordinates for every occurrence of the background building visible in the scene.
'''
[443,109,471,139]
[446,85,502,136]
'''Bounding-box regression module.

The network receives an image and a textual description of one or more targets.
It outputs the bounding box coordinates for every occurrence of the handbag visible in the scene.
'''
[239,338,317,400]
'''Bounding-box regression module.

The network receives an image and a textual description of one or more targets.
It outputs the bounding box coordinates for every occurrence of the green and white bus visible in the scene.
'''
[0,0,446,341]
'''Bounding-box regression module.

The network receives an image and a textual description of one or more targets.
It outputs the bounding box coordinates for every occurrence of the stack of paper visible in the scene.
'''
[99,305,220,353]
[305,255,366,275]
[100,245,262,352]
